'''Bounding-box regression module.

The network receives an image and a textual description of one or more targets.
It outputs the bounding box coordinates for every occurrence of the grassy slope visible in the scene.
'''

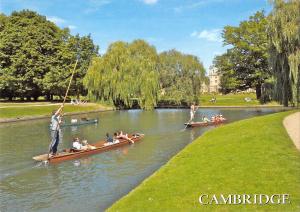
[0,103,112,119]
[109,111,300,211]
[200,93,279,106]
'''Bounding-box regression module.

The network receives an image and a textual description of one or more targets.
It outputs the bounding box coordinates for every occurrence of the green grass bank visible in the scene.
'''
[109,110,300,211]
[0,103,112,120]
[199,93,279,106]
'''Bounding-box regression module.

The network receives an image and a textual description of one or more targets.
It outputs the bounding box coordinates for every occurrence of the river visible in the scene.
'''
[0,108,285,211]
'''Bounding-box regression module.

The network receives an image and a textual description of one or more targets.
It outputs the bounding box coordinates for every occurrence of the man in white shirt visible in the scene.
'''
[49,105,63,156]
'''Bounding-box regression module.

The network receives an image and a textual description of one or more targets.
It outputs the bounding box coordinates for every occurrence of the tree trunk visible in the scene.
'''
[46,94,51,101]
[255,83,262,100]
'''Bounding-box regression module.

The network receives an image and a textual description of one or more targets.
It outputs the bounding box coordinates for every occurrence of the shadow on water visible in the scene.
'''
[0,108,287,211]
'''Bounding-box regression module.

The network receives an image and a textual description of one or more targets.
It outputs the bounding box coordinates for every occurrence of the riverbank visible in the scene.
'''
[108,110,300,211]
[157,93,281,108]
[0,103,113,123]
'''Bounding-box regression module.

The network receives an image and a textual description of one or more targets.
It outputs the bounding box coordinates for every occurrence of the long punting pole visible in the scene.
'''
[48,59,78,159]
[62,59,78,108]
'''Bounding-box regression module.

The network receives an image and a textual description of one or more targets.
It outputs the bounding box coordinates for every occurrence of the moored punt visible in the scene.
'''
[60,118,98,127]
[33,133,144,163]
[184,119,227,128]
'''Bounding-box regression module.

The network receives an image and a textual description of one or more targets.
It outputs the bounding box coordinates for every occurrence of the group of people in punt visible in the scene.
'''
[106,131,135,145]
[188,102,226,123]
[202,114,226,123]
[72,138,96,150]
[49,106,134,157]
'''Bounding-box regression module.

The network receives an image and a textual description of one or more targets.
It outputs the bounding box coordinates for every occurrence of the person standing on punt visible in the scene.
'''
[189,102,199,123]
[49,105,63,156]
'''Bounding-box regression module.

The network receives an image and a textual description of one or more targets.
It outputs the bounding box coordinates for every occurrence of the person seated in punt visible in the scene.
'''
[202,116,210,123]
[104,133,120,146]
[106,133,114,143]
[116,131,134,144]
[72,137,95,151]
[81,116,89,121]
[72,137,82,150]
[217,114,223,121]
[113,132,120,143]
[81,140,96,150]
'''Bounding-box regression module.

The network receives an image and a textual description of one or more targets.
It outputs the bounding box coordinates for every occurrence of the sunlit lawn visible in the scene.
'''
[109,110,300,211]
[0,103,112,119]
[200,93,279,106]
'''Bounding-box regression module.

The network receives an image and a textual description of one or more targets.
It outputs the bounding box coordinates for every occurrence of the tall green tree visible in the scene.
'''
[213,53,241,94]
[219,11,270,99]
[158,50,205,104]
[42,33,98,99]
[0,10,98,100]
[268,0,300,106]
[84,40,159,110]
[0,10,63,100]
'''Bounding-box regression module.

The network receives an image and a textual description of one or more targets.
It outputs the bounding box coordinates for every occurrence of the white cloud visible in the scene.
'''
[174,0,224,13]
[68,25,77,30]
[84,0,111,13]
[143,0,158,5]
[191,29,222,42]
[47,16,66,25]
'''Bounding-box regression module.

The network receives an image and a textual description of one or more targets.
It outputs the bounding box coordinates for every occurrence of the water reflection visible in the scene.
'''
[0,108,286,211]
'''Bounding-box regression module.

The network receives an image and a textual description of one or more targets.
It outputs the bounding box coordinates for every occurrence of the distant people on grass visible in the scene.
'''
[71,99,88,105]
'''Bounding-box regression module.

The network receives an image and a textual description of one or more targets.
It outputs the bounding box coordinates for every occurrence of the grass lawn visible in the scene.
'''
[0,103,112,119]
[200,93,279,106]
[108,110,300,211]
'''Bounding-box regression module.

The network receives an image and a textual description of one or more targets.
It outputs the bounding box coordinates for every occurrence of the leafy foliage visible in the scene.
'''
[215,11,271,100]
[268,0,300,106]
[84,40,159,110]
[0,10,98,100]
[158,50,206,104]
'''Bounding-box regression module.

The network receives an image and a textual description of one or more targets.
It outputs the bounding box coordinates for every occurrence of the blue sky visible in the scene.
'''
[1,0,272,72]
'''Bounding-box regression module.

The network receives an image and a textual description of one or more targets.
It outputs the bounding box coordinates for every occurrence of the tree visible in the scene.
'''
[0,10,99,100]
[220,11,271,100]
[0,10,63,100]
[268,0,300,106]
[213,53,241,94]
[42,33,99,99]
[84,40,159,110]
[158,50,206,105]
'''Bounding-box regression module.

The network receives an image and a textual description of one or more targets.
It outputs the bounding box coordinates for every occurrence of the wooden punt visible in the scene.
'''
[33,133,144,164]
[184,119,227,128]
[60,119,98,127]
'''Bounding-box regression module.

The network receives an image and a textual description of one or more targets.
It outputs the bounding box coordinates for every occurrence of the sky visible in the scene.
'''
[0,0,272,72]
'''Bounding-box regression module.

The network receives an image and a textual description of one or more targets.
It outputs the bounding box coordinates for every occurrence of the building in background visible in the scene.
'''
[208,67,220,93]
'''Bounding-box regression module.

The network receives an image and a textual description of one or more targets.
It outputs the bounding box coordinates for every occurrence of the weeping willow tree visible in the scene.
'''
[268,0,300,106]
[84,40,159,110]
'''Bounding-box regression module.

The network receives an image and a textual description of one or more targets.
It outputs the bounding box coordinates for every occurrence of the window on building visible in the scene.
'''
[215,80,217,83]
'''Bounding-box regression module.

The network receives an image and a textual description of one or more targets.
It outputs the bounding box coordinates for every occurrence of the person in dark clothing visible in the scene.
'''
[106,133,114,143]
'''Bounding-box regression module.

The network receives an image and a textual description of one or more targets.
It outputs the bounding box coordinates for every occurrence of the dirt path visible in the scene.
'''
[283,112,300,151]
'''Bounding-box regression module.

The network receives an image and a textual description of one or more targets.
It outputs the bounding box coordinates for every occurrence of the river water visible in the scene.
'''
[0,108,285,211]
